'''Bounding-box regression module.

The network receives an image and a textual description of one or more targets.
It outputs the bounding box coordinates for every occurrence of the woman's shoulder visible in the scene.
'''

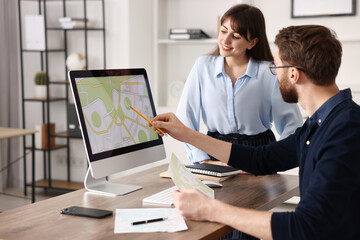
[254,59,271,68]
[252,59,275,79]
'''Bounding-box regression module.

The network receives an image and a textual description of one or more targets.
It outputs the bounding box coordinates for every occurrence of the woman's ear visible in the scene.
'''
[248,38,259,50]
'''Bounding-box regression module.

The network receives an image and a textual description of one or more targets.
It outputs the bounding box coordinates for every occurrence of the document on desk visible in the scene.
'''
[168,153,214,199]
[114,208,187,233]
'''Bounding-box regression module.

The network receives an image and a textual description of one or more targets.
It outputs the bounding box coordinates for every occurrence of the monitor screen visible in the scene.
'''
[69,69,166,195]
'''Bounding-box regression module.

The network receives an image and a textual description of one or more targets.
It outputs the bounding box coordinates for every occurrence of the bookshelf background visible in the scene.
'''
[18,0,106,195]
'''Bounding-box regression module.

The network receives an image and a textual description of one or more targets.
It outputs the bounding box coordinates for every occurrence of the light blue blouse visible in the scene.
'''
[176,55,303,163]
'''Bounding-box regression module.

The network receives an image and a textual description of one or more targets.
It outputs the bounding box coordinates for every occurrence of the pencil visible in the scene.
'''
[130,106,165,135]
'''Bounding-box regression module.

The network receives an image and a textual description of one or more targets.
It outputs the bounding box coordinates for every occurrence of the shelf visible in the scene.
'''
[49,80,69,85]
[47,27,105,31]
[24,97,67,102]
[153,0,239,107]
[27,179,83,191]
[21,0,102,2]
[52,131,82,139]
[158,38,218,44]
[19,0,106,201]
[22,49,65,52]
[26,144,68,151]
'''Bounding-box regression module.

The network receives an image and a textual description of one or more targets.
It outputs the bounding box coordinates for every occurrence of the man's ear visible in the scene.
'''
[248,38,259,50]
[290,67,301,84]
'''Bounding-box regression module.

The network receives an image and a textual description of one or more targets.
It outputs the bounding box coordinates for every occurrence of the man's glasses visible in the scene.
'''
[269,61,305,75]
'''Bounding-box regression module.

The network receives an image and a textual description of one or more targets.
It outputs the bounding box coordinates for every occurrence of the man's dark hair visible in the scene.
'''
[275,25,342,86]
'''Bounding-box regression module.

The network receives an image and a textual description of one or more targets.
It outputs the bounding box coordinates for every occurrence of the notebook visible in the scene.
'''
[185,163,242,177]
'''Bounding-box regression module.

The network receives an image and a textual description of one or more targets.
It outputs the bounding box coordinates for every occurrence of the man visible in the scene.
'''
[151,25,360,240]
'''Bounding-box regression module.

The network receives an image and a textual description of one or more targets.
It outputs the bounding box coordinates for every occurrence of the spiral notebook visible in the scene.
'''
[160,170,234,182]
[185,163,242,177]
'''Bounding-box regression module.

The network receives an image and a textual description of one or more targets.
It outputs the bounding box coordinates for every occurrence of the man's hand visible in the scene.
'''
[151,112,191,143]
[172,189,214,221]
[172,188,273,240]
[152,112,232,164]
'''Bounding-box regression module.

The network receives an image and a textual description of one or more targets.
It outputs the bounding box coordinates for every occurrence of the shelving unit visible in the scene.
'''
[152,0,243,108]
[18,0,106,196]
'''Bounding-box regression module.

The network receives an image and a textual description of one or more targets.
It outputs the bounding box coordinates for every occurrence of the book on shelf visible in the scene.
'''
[160,170,234,183]
[58,17,88,23]
[61,22,91,29]
[168,28,210,40]
[41,123,55,149]
[185,163,242,177]
[58,17,91,29]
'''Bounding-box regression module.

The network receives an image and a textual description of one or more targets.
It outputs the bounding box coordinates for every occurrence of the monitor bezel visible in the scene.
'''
[68,68,164,163]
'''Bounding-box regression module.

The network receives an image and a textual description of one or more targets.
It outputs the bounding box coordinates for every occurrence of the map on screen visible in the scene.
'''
[75,74,159,154]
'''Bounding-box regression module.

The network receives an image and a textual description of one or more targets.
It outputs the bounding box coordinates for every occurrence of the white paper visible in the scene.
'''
[168,153,214,199]
[25,15,45,50]
[114,208,187,233]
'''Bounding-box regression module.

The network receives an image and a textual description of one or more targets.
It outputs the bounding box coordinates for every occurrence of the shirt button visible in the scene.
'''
[306,140,310,145]
[318,119,322,123]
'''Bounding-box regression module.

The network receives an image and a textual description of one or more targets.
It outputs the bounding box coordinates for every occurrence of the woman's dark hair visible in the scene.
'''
[211,4,273,62]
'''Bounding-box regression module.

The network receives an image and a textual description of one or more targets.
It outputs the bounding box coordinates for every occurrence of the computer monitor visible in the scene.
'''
[68,68,166,196]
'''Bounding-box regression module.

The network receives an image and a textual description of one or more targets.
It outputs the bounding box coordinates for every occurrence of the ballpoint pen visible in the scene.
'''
[131,217,167,225]
[130,106,166,135]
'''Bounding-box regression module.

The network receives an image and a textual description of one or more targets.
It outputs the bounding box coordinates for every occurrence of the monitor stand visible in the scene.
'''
[84,168,142,196]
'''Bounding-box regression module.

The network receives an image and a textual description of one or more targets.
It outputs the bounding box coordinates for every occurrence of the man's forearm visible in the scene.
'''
[184,129,232,164]
[208,199,273,240]
[151,112,232,163]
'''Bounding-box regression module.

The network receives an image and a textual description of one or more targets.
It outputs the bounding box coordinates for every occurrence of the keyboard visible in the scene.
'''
[142,186,178,207]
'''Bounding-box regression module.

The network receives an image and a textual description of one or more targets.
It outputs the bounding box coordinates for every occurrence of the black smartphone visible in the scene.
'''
[60,206,113,219]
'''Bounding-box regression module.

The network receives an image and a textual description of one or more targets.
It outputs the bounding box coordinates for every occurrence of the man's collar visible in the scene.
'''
[307,88,352,127]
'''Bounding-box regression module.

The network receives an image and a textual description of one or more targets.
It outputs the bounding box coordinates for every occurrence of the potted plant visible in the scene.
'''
[34,71,49,99]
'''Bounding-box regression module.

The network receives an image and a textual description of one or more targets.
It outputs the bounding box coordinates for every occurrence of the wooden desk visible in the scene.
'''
[0,127,36,203]
[0,165,299,240]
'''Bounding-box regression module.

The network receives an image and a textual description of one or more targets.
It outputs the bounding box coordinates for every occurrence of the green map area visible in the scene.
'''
[76,75,158,154]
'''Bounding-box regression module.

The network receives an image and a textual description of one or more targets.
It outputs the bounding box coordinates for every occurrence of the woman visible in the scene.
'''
[176,4,302,164]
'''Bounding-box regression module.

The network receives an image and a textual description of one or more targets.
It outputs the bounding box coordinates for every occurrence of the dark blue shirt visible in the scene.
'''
[228,89,360,239]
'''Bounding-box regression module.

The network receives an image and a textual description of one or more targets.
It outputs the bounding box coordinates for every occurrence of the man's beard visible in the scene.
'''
[279,74,298,103]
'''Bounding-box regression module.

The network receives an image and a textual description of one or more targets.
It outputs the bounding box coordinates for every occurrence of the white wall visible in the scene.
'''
[105,0,130,69]
[255,0,360,90]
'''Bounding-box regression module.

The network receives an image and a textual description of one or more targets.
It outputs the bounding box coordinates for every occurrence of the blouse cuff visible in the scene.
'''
[188,148,210,164]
